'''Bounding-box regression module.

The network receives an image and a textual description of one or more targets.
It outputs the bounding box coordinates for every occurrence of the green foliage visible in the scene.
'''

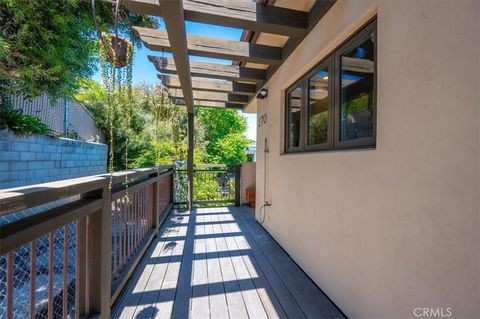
[76,81,250,169]
[75,79,108,126]
[193,177,224,202]
[343,93,372,115]
[0,98,53,136]
[196,107,249,165]
[309,111,328,144]
[0,0,157,99]
[76,81,249,204]
[210,133,248,165]
[197,107,247,142]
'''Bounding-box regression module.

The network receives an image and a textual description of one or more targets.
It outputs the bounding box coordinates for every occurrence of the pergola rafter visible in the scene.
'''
[265,0,336,79]
[150,56,266,84]
[161,75,257,96]
[129,1,336,111]
[168,88,248,105]
[124,0,309,37]
[133,26,283,65]
[173,99,244,109]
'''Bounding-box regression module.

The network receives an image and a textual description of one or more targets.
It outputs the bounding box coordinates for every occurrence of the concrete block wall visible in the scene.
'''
[0,130,107,189]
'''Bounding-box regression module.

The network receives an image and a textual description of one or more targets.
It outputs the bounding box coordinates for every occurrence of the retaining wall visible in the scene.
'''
[0,130,107,189]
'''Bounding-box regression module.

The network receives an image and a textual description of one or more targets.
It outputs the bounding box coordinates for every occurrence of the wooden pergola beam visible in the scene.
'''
[173,98,244,109]
[134,26,282,65]
[150,56,266,83]
[124,0,308,38]
[161,75,257,96]
[157,1,193,113]
[168,88,248,105]
[239,0,336,111]
[157,0,194,211]
[266,0,336,79]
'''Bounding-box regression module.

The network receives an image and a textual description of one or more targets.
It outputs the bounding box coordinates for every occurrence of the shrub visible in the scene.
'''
[0,101,54,136]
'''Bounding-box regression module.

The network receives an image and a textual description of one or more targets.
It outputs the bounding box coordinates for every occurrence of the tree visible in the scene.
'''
[211,133,249,165]
[196,107,249,165]
[76,79,150,170]
[76,81,250,169]
[0,1,157,99]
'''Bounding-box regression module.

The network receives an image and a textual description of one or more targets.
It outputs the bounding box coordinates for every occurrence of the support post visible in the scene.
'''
[84,185,111,318]
[170,170,174,204]
[187,112,194,210]
[235,165,241,206]
[76,216,87,316]
[152,175,160,235]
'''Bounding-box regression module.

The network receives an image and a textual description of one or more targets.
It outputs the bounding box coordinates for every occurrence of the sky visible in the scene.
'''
[93,20,257,142]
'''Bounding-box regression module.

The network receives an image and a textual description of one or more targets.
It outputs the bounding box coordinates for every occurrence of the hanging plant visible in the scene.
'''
[92,0,135,190]
[99,32,133,68]
[98,32,134,189]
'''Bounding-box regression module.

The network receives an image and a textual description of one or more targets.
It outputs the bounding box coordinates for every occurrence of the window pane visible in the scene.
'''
[288,85,302,148]
[308,68,329,145]
[340,32,375,141]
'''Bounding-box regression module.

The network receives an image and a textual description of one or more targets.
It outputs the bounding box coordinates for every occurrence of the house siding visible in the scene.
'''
[254,1,479,318]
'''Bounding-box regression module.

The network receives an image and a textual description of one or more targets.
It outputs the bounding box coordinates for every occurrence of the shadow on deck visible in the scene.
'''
[112,206,345,319]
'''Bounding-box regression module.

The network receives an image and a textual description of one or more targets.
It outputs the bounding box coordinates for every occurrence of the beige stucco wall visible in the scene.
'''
[254,0,480,318]
[240,162,256,204]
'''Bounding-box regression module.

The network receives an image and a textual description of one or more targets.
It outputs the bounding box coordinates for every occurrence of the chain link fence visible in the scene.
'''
[10,94,105,143]
[0,221,77,318]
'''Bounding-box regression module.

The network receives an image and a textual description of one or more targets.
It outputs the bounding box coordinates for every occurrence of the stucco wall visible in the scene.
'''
[0,130,107,189]
[240,162,256,204]
[255,1,479,318]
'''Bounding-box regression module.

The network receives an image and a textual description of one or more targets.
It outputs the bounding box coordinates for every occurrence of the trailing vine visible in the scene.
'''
[99,32,134,189]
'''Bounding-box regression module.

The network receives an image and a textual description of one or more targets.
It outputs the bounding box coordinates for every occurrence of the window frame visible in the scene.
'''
[304,56,334,151]
[333,19,377,150]
[285,79,305,153]
[283,18,377,154]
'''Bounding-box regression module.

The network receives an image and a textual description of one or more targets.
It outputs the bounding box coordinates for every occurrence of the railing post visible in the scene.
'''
[187,112,195,210]
[235,165,241,206]
[84,185,112,318]
[152,173,160,235]
[170,168,174,204]
[77,216,87,316]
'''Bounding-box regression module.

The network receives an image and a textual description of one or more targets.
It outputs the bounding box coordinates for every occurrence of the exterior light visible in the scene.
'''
[256,88,268,99]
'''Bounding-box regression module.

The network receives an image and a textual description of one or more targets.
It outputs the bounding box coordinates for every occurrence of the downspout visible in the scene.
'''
[63,98,69,136]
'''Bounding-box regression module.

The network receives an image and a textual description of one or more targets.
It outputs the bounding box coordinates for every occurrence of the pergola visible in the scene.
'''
[123,0,335,209]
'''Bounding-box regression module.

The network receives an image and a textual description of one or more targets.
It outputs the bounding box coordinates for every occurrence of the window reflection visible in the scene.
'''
[288,86,302,148]
[340,33,375,141]
[308,69,329,145]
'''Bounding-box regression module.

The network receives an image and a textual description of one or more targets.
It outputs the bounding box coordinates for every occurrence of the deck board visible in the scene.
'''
[113,206,345,319]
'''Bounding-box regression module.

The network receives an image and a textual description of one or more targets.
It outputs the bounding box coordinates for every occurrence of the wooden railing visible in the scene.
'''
[0,166,173,319]
[173,164,241,208]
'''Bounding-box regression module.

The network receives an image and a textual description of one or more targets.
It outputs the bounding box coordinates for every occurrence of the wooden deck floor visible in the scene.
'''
[113,206,345,319]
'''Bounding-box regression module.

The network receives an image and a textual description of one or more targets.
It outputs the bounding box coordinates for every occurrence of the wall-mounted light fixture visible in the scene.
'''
[256,88,268,99]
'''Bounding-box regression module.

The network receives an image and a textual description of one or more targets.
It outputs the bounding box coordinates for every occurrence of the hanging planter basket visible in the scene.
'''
[101,33,133,68]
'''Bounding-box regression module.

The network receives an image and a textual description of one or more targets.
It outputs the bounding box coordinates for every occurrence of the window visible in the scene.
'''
[285,19,376,153]
[306,58,333,150]
[335,20,376,148]
[286,82,303,151]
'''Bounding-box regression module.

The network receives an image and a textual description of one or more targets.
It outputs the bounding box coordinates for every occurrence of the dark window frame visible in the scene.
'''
[285,79,304,153]
[333,20,377,149]
[304,56,334,151]
[284,18,377,154]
